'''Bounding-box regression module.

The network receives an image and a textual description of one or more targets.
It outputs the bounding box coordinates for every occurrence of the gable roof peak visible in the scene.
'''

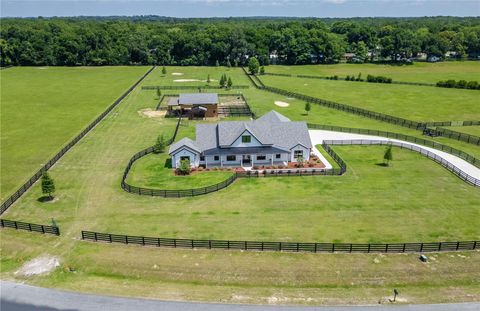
[256,110,291,123]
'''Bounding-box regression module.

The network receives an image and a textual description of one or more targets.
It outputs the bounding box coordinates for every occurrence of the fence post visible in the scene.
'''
[456,241,460,250]
[420,243,424,252]
[109,234,112,243]
[94,232,98,241]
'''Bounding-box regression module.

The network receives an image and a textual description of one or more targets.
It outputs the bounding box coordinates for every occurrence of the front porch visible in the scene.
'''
[201,152,291,169]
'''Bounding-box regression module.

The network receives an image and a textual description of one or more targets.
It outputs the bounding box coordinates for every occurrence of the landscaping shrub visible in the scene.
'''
[437,79,480,90]
[366,74,393,83]
[176,159,191,175]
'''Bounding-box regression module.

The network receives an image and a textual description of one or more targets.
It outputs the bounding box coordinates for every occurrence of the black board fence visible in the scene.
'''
[251,71,479,133]
[0,66,156,215]
[1,219,60,235]
[429,127,480,146]
[81,231,478,254]
[308,123,480,169]
[264,72,437,87]
[325,139,480,187]
[142,85,249,90]
[121,140,346,198]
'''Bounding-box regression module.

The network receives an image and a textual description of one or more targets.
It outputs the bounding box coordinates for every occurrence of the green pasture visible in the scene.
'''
[126,152,234,190]
[266,61,480,84]
[259,74,480,122]
[1,65,480,306]
[444,126,480,137]
[0,66,150,200]
[3,66,479,243]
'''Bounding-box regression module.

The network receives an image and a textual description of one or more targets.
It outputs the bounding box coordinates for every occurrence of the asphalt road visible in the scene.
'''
[1,281,479,311]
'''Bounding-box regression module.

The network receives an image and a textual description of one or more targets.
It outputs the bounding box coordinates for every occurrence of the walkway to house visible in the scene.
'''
[309,130,480,183]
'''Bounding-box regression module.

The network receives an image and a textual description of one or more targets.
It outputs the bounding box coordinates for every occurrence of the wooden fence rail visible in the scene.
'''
[249,70,480,133]
[308,123,480,169]
[121,141,346,198]
[81,231,478,253]
[324,139,480,187]
[1,219,60,235]
[430,127,480,146]
[142,85,250,90]
[0,66,156,215]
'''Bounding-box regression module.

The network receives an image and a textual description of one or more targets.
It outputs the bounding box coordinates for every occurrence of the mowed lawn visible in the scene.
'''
[259,74,480,122]
[266,61,480,84]
[0,66,150,200]
[445,126,480,137]
[1,65,480,305]
[127,152,234,190]
[145,66,480,158]
[3,66,479,243]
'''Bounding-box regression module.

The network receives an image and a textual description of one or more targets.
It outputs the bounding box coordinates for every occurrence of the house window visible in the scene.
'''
[226,155,236,161]
[180,156,190,162]
[294,150,303,159]
[275,154,281,159]
[256,155,266,160]
[200,156,205,161]
[214,155,220,161]
[241,135,251,143]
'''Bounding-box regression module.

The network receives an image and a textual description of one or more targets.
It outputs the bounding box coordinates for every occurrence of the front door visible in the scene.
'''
[242,155,251,166]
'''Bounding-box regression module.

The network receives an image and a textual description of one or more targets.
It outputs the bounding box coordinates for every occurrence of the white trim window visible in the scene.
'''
[294,150,303,159]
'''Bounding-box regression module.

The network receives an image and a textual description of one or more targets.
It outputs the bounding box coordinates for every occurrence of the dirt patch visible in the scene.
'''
[138,108,166,118]
[15,255,59,276]
[171,72,184,76]
[173,79,200,82]
[274,101,290,107]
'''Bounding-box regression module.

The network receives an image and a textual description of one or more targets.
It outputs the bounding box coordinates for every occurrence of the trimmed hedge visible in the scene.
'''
[366,74,393,83]
[436,79,480,90]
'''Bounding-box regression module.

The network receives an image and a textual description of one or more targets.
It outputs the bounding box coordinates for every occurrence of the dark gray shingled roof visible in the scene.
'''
[256,110,291,122]
[169,111,312,156]
[168,137,201,155]
[178,93,219,105]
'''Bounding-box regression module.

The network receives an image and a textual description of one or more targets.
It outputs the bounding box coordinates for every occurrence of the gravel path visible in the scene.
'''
[309,130,480,183]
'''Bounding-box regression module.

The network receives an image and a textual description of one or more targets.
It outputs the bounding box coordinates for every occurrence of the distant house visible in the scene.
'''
[427,55,441,63]
[168,111,312,169]
[167,93,219,119]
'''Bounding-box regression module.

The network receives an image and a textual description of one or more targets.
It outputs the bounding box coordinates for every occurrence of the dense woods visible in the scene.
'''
[1,16,479,66]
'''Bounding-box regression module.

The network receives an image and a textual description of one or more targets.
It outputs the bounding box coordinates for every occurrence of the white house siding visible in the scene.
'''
[171,148,200,168]
[290,145,310,162]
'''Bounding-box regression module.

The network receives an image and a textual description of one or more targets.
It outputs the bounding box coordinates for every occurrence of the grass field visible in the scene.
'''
[445,126,480,137]
[266,61,480,83]
[259,74,480,122]
[0,66,150,200]
[1,65,480,306]
[127,153,234,190]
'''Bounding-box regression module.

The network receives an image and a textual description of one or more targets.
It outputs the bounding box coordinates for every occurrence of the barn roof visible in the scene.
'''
[178,93,219,105]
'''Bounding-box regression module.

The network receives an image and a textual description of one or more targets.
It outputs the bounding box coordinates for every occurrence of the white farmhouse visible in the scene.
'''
[168,111,312,168]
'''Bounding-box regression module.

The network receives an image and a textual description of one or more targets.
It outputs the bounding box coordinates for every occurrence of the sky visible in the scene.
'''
[1,0,479,18]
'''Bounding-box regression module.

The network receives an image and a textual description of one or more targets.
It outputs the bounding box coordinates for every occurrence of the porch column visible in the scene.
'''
[221,155,223,167]
[241,155,243,167]
[251,155,254,167]
[271,154,273,165]
[205,156,208,169]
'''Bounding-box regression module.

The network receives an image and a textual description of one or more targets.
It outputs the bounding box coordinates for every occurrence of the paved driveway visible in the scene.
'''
[1,281,479,311]
[309,130,480,182]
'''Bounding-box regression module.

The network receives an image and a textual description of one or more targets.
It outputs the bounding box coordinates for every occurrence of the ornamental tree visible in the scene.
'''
[247,57,260,75]
[41,172,56,199]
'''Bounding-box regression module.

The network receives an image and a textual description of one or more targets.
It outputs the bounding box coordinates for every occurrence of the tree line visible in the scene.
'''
[0,16,479,67]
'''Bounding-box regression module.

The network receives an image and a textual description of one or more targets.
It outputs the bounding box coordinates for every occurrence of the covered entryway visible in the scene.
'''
[242,155,252,166]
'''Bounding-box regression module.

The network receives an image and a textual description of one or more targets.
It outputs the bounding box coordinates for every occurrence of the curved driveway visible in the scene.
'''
[1,281,479,311]
[309,130,480,184]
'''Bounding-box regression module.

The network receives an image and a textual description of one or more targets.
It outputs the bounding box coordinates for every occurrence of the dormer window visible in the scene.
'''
[241,135,251,143]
